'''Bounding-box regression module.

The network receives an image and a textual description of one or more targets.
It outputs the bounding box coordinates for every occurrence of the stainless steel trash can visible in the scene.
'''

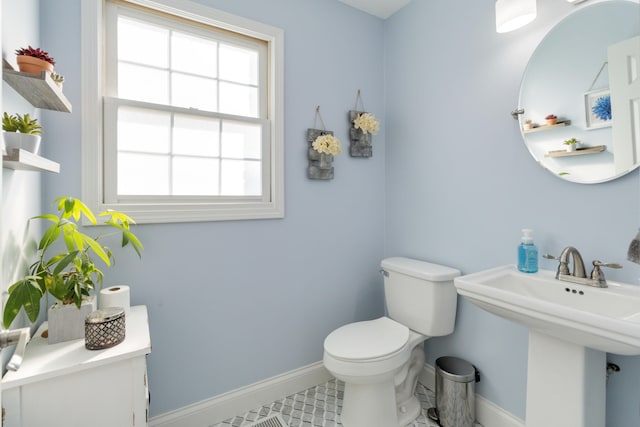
[433,356,478,427]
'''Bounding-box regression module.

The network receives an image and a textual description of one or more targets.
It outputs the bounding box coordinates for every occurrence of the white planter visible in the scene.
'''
[3,132,41,154]
[47,296,97,344]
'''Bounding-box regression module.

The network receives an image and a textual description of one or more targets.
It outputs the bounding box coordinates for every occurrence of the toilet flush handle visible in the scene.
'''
[379,269,389,277]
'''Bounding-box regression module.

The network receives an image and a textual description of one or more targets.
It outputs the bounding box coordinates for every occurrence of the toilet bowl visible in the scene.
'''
[324,317,428,427]
[322,257,460,427]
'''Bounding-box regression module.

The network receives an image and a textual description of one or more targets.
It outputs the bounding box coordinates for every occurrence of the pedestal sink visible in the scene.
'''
[454,265,640,427]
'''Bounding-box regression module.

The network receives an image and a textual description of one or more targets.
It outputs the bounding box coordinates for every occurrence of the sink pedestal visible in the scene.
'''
[526,331,606,427]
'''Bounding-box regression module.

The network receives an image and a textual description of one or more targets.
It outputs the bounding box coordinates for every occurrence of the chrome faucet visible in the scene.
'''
[558,246,587,279]
[543,246,622,288]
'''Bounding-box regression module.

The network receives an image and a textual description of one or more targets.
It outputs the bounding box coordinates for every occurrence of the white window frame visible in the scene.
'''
[81,0,284,223]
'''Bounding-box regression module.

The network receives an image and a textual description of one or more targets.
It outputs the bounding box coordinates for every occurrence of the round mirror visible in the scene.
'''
[519,0,639,184]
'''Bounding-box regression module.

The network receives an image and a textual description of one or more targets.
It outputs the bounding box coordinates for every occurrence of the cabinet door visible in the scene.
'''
[20,360,137,427]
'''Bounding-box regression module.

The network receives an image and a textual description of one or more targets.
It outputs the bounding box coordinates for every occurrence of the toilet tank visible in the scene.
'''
[381,257,460,337]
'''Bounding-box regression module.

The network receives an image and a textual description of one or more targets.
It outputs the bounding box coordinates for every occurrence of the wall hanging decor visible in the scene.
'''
[307,106,342,180]
[584,62,612,130]
[349,90,379,157]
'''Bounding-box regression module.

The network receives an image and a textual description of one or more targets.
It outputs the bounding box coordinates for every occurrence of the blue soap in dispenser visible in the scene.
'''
[518,228,538,273]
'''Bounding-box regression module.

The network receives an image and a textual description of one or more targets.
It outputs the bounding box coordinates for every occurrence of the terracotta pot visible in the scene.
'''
[546,118,558,126]
[16,55,54,76]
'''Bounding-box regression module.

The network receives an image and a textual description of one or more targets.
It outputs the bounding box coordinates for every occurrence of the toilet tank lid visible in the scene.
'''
[381,257,460,281]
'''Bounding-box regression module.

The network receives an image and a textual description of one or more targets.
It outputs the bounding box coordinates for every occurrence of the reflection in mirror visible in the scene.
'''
[518,0,639,184]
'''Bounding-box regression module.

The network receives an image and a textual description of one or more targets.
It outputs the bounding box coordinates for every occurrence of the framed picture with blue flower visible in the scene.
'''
[584,88,612,130]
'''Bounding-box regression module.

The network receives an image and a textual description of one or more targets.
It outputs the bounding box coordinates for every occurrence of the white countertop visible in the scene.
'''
[2,305,151,390]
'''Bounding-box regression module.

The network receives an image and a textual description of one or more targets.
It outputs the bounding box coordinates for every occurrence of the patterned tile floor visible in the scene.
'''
[210,379,481,427]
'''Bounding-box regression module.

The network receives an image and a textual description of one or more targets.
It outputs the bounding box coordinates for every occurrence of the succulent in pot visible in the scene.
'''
[2,112,43,153]
[563,137,580,152]
[15,46,55,75]
[3,197,144,329]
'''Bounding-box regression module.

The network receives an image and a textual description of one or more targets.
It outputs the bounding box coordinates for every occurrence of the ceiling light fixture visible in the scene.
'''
[496,0,537,33]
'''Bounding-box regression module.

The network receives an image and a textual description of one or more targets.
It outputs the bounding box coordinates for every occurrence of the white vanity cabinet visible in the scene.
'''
[2,305,151,427]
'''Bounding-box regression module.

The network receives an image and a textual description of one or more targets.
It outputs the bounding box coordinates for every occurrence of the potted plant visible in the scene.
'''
[2,112,43,154]
[15,46,55,76]
[563,137,580,152]
[522,119,534,131]
[545,114,558,126]
[3,197,143,343]
[51,72,65,89]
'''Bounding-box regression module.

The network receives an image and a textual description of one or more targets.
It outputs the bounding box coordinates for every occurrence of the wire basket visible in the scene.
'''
[85,307,126,350]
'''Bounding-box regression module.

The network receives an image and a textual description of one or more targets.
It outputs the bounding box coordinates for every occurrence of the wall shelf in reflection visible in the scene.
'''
[544,145,605,158]
[523,120,571,134]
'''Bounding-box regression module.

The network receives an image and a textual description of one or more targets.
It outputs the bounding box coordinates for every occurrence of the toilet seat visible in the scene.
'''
[324,317,409,362]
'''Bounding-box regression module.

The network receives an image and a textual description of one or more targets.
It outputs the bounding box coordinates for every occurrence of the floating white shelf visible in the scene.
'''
[3,149,60,173]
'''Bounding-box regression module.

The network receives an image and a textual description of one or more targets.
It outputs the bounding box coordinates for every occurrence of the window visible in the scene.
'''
[82,0,284,223]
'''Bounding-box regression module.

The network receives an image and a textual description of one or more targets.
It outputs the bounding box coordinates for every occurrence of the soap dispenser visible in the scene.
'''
[518,228,538,273]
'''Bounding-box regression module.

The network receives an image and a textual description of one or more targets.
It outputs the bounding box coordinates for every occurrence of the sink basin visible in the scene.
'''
[454,265,640,355]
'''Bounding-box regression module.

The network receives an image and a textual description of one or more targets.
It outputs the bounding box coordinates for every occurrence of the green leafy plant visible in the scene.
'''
[2,112,43,135]
[3,197,143,328]
[15,46,56,66]
[563,138,578,146]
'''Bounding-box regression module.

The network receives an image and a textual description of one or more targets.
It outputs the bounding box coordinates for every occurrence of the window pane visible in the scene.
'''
[171,73,217,111]
[173,115,220,157]
[118,153,169,195]
[221,159,261,196]
[119,63,169,104]
[118,107,171,153]
[118,16,169,68]
[221,121,261,159]
[219,44,258,85]
[171,32,217,78]
[172,157,220,195]
[219,82,258,117]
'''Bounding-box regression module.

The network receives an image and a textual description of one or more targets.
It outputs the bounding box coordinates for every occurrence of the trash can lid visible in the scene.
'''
[436,356,476,383]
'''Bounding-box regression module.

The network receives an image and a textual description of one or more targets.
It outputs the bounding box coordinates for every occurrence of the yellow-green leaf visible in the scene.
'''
[83,234,111,266]
[39,223,60,251]
[76,199,97,224]
[123,231,144,257]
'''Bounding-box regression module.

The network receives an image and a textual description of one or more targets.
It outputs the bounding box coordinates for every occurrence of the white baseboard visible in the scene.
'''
[420,363,525,427]
[149,361,332,427]
[150,361,524,427]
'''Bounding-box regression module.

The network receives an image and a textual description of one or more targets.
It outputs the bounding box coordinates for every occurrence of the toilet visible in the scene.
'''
[323,257,460,427]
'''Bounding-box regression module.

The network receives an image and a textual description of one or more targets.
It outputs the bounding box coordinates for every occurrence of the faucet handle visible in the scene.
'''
[590,260,622,286]
[592,260,622,269]
[543,253,570,276]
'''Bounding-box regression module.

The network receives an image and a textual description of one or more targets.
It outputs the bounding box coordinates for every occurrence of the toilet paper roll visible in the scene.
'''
[99,285,130,313]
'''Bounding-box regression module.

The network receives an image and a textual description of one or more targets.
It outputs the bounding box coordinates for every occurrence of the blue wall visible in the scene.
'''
[385,0,640,424]
[39,0,386,416]
[10,0,640,424]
